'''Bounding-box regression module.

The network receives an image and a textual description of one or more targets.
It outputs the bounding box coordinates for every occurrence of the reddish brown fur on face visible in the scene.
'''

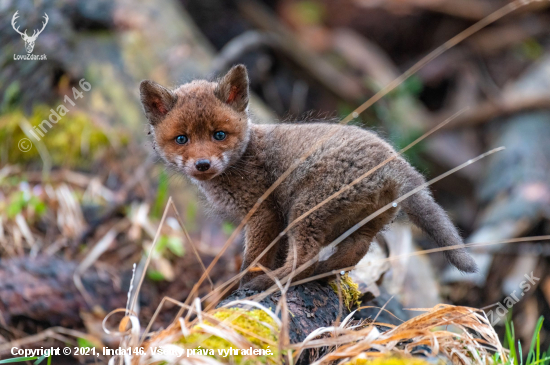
[152,80,250,180]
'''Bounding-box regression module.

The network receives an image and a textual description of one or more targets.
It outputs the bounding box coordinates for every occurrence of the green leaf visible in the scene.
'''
[147,269,165,281]
[152,170,169,218]
[401,75,424,96]
[167,236,185,257]
[518,39,543,61]
[77,337,97,349]
[155,235,169,254]
[519,339,524,365]
[28,196,47,216]
[531,357,550,365]
[7,191,25,218]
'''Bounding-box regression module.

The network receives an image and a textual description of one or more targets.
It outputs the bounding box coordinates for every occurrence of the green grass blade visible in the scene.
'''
[0,357,38,364]
[506,319,518,365]
[526,316,544,364]
[519,339,524,365]
[530,356,550,365]
[536,323,541,363]
[33,355,48,365]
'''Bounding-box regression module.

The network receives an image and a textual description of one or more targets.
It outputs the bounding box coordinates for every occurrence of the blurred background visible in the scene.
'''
[1,0,550,362]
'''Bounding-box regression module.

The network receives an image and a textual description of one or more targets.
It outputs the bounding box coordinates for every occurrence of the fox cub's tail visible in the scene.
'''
[399,171,478,273]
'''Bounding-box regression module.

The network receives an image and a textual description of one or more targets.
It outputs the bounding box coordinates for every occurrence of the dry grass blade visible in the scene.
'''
[169,199,214,290]
[308,304,504,365]
[130,196,174,314]
[294,234,550,287]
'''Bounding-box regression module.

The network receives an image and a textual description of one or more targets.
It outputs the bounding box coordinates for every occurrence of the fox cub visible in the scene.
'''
[140,65,477,291]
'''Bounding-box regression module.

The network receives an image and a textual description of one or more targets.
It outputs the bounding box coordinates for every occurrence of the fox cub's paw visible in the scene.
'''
[239,275,273,292]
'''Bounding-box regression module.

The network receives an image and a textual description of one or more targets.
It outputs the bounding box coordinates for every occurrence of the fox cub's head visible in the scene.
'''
[140,65,250,181]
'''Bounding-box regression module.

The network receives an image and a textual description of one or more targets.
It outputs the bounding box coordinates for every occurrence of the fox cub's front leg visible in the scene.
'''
[239,207,284,288]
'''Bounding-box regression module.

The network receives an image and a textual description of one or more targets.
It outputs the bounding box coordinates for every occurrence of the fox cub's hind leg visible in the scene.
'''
[313,225,375,280]
[240,221,323,291]
[312,182,400,281]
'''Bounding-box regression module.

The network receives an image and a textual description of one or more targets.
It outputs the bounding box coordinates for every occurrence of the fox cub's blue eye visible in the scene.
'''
[175,135,188,145]
[213,131,226,141]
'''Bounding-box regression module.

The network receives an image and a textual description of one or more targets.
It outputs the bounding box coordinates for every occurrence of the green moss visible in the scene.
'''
[178,308,279,364]
[330,273,362,310]
[0,106,120,168]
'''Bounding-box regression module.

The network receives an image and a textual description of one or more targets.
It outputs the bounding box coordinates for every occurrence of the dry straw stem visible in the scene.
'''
[168,198,214,290]
[310,304,505,365]
[139,293,283,348]
[293,234,550,287]
[192,0,545,309]
[129,196,174,314]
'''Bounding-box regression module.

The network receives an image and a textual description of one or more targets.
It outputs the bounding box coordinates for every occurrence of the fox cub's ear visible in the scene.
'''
[139,80,177,125]
[215,64,249,113]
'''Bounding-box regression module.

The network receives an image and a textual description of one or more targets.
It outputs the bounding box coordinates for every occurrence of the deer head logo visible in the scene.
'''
[11,11,49,54]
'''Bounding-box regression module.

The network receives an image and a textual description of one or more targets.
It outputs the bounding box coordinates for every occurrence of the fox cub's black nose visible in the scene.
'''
[195,159,211,172]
